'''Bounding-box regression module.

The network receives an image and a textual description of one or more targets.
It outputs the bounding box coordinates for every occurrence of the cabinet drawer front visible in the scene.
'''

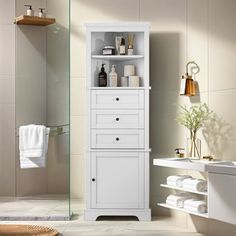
[91,110,144,129]
[91,90,144,109]
[91,152,145,209]
[91,130,144,149]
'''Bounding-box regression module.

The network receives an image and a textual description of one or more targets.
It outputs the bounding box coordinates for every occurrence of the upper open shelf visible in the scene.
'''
[14,15,56,26]
[92,55,144,61]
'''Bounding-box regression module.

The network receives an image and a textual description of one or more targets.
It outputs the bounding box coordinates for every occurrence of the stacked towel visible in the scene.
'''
[166,193,192,208]
[182,178,207,192]
[19,125,50,168]
[184,199,207,214]
[167,175,192,187]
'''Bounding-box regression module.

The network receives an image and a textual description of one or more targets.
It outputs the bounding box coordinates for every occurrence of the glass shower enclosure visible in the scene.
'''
[0,0,71,220]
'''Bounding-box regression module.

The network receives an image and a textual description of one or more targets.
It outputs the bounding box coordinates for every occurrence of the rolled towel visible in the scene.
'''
[166,193,192,208]
[166,175,192,187]
[184,199,207,213]
[182,178,207,192]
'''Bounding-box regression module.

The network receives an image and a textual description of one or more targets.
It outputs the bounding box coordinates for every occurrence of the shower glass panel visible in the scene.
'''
[0,0,70,220]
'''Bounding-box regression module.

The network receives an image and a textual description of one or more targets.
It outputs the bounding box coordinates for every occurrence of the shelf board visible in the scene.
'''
[89,86,151,90]
[160,184,208,196]
[158,203,208,218]
[14,15,56,26]
[91,55,144,61]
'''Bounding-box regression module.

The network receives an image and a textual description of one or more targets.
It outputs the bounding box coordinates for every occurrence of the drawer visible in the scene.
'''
[91,110,144,129]
[91,130,144,149]
[91,90,144,109]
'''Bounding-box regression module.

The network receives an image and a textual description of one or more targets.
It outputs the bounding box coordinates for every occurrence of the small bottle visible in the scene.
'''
[119,37,126,55]
[109,65,117,87]
[24,5,34,16]
[98,64,107,87]
[38,8,46,18]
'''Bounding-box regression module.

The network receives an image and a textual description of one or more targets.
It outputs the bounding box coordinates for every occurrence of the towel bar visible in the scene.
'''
[16,124,69,137]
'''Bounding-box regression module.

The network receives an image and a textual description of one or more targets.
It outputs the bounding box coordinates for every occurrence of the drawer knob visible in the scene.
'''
[116,137,119,141]
[92,178,95,182]
[116,117,119,121]
[116,97,119,101]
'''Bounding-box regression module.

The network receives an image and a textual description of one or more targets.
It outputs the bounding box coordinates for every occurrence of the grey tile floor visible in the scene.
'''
[0,198,205,236]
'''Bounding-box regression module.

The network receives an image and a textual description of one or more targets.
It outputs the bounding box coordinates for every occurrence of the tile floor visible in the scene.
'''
[0,217,206,236]
[0,195,71,220]
[0,198,205,235]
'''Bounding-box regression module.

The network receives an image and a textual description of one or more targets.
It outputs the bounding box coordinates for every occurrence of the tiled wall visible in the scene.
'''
[71,0,236,234]
[0,0,16,196]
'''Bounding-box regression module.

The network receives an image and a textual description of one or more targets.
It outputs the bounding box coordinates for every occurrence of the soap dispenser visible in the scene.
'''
[24,5,34,16]
[38,8,46,18]
[109,65,118,87]
[98,64,107,87]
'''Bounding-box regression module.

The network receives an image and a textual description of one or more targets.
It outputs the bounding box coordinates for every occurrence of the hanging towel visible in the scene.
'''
[182,178,207,192]
[183,199,207,214]
[166,193,193,208]
[166,175,192,187]
[19,125,50,168]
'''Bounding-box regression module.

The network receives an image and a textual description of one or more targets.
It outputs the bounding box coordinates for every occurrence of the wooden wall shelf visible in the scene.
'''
[14,15,56,26]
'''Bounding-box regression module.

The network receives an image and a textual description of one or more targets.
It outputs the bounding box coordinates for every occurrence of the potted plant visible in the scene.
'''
[176,103,212,158]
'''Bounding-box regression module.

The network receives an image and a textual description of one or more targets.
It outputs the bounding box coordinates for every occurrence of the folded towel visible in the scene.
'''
[19,125,50,168]
[166,193,192,208]
[167,175,192,187]
[184,199,207,213]
[182,178,207,192]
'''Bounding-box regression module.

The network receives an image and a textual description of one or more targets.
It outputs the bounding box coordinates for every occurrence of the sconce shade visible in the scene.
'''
[180,61,199,96]
[180,74,196,96]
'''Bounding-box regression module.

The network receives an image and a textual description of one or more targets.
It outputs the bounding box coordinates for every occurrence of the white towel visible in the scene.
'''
[166,193,192,208]
[184,199,207,213]
[19,125,50,168]
[166,175,192,187]
[182,178,207,192]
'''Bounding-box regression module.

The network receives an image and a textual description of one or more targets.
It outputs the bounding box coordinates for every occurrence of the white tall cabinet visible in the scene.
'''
[85,23,151,221]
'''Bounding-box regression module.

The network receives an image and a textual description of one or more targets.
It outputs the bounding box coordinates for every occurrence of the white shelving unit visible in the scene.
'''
[85,22,151,221]
[154,158,209,219]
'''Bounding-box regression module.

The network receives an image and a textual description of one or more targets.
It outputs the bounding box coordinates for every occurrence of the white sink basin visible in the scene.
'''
[153,157,227,172]
[207,161,236,175]
[153,157,210,171]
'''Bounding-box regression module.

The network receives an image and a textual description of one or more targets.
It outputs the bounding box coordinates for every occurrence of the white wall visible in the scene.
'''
[70,0,236,235]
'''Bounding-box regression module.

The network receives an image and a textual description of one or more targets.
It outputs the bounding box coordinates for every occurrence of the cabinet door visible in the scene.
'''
[91,152,145,209]
[209,173,236,225]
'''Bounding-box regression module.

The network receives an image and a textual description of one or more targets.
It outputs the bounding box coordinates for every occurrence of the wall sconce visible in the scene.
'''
[180,61,200,96]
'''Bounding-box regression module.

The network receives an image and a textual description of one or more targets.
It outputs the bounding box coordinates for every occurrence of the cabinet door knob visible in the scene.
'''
[92,178,95,182]
[116,137,119,141]
[116,117,119,121]
[116,97,119,101]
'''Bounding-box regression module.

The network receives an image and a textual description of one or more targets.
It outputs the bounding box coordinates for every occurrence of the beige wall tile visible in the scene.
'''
[71,78,86,116]
[208,90,236,159]
[187,0,208,93]
[71,115,87,155]
[70,155,85,199]
[71,26,86,78]
[209,0,236,91]
[71,0,139,27]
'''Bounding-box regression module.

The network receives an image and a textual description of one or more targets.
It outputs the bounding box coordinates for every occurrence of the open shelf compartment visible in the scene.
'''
[160,184,208,196]
[158,203,209,218]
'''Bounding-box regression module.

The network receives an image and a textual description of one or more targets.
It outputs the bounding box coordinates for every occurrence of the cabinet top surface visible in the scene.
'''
[85,22,151,29]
